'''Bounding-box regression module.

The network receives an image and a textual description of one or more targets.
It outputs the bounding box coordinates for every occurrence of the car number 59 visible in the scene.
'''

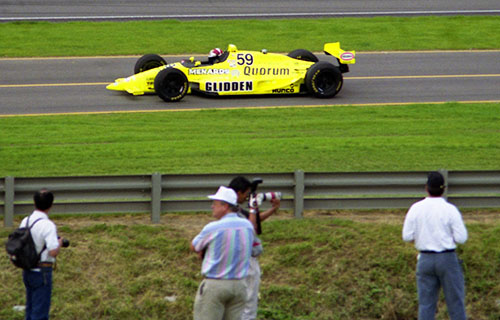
[237,53,254,66]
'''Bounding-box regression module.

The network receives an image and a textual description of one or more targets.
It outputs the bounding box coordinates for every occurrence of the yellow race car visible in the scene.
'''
[106,43,355,102]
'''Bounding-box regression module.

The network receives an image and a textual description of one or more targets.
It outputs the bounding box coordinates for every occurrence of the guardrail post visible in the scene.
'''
[4,176,14,228]
[151,173,162,224]
[294,170,304,219]
[439,169,449,200]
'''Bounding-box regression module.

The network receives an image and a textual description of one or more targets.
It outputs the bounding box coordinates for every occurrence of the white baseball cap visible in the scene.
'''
[208,186,237,206]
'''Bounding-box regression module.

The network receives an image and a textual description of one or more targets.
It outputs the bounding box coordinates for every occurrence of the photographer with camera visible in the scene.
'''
[229,176,281,320]
[18,189,68,320]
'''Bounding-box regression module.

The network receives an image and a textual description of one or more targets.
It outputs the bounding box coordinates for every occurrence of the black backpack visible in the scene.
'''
[5,216,45,269]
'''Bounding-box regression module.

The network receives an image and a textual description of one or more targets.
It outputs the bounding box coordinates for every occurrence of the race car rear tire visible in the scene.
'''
[305,61,343,98]
[287,49,319,62]
[154,68,189,102]
[134,54,167,74]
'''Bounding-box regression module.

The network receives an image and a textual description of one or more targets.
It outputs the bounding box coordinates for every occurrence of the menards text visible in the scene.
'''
[189,69,230,75]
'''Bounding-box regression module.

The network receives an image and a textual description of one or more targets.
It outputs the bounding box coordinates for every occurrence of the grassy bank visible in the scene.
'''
[1,213,498,319]
[1,102,499,177]
[1,16,499,57]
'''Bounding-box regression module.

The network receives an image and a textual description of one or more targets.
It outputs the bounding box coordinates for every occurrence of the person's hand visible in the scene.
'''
[57,236,64,247]
[270,198,281,211]
[248,194,259,215]
[197,250,205,260]
[249,194,258,209]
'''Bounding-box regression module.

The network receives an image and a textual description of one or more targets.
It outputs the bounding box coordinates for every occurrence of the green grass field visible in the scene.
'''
[1,102,499,177]
[1,16,499,57]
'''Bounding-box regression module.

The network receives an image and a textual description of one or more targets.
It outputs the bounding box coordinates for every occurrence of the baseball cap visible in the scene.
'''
[208,186,237,206]
[427,171,445,192]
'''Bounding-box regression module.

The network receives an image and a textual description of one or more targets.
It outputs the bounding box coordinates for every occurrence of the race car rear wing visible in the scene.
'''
[324,42,355,73]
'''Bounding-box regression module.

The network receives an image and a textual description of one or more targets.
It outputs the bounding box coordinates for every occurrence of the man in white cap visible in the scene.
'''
[191,186,255,320]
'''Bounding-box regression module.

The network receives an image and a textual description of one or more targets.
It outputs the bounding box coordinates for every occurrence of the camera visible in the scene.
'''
[248,178,282,207]
[58,237,70,248]
[248,178,281,235]
[254,192,282,206]
[250,178,263,193]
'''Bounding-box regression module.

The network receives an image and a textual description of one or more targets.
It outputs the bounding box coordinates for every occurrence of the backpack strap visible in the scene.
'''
[27,216,44,229]
[26,215,47,258]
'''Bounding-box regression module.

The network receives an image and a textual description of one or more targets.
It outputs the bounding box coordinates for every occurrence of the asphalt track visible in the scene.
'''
[1,0,500,20]
[1,50,499,116]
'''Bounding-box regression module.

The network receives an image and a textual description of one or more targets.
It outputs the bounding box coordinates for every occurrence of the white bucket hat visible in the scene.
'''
[208,186,237,206]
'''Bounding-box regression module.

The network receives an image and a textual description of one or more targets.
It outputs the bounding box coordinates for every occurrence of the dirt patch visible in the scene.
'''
[304,209,500,224]
[6,209,497,233]
[45,209,500,230]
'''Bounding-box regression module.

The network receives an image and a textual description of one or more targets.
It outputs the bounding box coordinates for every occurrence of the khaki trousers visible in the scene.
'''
[193,278,247,320]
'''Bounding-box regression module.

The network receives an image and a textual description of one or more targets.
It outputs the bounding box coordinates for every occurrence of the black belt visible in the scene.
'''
[420,249,455,254]
[38,262,53,268]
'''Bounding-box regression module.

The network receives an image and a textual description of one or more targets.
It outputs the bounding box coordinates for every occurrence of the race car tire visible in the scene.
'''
[287,49,319,62]
[305,61,343,98]
[134,54,167,74]
[154,68,189,102]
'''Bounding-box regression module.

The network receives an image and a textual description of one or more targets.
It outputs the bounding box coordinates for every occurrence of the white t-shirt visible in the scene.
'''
[20,210,59,266]
[402,197,468,252]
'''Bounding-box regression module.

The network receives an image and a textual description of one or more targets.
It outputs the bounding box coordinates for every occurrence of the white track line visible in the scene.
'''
[1,10,500,21]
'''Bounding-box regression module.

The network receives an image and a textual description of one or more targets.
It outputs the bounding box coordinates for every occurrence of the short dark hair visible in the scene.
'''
[34,189,54,211]
[229,176,251,193]
[427,172,445,196]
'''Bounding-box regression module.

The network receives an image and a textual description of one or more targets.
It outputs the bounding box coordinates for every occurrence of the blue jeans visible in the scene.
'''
[23,267,53,320]
[416,252,466,320]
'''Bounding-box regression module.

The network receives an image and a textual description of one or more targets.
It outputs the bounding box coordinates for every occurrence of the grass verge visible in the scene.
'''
[0,212,498,319]
[1,16,499,57]
[1,102,499,177]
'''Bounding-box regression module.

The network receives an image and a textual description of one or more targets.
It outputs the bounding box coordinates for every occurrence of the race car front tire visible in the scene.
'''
[305,62,343,98]
[134,54,167,74]
[287,49,319,62]
[154,68,188,102]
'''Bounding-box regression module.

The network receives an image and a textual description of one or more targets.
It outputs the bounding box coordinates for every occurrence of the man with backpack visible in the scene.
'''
[19,189,63,320]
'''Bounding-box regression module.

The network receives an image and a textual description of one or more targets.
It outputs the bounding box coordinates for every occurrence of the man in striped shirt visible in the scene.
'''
[191,186,255,320]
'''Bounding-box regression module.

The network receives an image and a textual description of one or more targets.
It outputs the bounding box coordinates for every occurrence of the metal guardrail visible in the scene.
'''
[1,170,499,227]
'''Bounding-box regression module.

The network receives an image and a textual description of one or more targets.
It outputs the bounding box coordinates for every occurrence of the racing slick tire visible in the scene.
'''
[154,68,189,102]
[134,54,167,74]
[305,61,343,98]
[287,49,319,62]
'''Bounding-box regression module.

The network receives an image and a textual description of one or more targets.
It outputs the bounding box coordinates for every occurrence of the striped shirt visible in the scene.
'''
[192,213,254,279]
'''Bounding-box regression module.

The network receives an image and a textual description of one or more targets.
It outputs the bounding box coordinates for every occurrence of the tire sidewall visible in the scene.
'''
[305,62,343,98]
[154,68,188,102]
[287,49,319,62]
[134,54,167,74]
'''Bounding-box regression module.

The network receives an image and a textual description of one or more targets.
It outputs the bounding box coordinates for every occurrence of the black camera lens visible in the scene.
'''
[62,238,70,247]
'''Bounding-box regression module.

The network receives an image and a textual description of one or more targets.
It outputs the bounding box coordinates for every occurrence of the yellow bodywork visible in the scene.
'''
[106,42,355,97]
[324,42,356,64]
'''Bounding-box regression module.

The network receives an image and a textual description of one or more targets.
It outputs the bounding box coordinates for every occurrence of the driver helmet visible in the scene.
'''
[208,48,223,62]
